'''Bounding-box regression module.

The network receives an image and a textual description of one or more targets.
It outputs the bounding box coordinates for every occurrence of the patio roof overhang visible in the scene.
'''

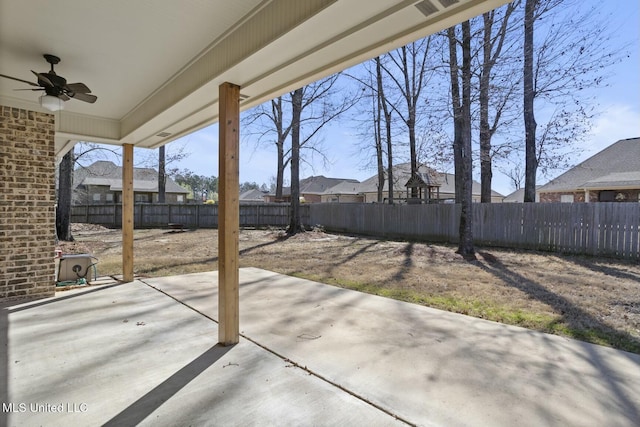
[2,0,511,345]
[0,0,510,157]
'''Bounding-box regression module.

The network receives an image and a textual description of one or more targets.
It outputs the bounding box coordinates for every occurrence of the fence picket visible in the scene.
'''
[72,202,640,260]
[309,203,639,260]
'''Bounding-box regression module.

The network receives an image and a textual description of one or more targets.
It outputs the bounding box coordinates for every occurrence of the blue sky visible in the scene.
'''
[151,0,640,196]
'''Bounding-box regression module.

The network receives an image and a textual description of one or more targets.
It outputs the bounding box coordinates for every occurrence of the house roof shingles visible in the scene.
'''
[358,163,503,198]
[271,164,506,199]
[538,137,640,192]
[74,161,189,194]
[239,189,268,202]
[276,176,361,197]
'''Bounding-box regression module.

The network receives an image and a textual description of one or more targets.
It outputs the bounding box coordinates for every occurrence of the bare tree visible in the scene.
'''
[381,39,436,197]
[244,74,357,205]
[499,158,525,191]
[346,57,397,204]
[520,0,623,201]
[56,142,123,242]
[478,2,519,202]
[448,22,475,256]
[286,76,361,234]
[243,96,291,200]
[377,58,396,204]
[288,88,304,234]
[372,74,384,203]
[522,0,538,202]
[149,142,189,203]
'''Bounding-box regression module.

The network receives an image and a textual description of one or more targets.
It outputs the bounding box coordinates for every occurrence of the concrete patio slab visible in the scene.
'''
[146,268,640,427]
[2,279,404,427]
[2,267,639,426]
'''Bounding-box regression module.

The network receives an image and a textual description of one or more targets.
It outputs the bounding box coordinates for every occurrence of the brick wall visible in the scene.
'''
[540,190,639,203]
[0,106,56,301]
[539,191,586,203]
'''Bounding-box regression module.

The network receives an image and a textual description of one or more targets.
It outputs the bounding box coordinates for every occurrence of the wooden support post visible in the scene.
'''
[218,82,241,346]
[122,144,135,282]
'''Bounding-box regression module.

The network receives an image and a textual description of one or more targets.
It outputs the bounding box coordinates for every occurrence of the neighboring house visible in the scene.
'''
[265,176,364,203]
[502,187,541,203]
[239,189,268,204]
[358,163,504,203]
[319,179,364,203]
[537,137,640,203]
[266,164,505,204]
[73,161,189,205]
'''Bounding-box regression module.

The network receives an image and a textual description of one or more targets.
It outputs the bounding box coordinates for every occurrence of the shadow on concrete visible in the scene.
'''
[5,283,125,313]
[475,251,640,352]
[1,283,125,427]
[475,251,640,423]
[103,344,233,426]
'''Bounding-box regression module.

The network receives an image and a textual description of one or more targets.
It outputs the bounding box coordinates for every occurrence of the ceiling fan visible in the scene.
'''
[0,54,97,111]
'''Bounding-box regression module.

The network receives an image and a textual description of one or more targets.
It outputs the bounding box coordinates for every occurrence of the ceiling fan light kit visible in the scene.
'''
[0,54,97,111]
[39,94,64,111]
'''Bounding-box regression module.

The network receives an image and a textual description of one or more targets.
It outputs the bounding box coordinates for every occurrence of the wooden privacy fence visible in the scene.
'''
[71,203,310,229]
[309,203,640,260]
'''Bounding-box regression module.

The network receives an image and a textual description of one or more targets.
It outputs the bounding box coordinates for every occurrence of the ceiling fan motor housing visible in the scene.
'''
[43,54,60,65]
[41,74,67,96]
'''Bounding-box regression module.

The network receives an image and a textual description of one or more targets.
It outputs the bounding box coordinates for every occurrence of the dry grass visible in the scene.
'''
[61,225,640,353]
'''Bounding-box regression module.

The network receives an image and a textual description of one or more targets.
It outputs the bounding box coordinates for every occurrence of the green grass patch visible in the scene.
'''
[291,272,640,354]
[546,322,640,354]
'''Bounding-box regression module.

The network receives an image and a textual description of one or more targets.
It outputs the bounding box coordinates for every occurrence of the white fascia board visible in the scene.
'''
[119,0,511,149]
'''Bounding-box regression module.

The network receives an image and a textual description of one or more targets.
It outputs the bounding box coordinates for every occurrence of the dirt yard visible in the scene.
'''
[61,224,640,353]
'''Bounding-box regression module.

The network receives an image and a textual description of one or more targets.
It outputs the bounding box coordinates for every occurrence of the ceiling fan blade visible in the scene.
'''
[14,88,45,91]
[31,70,54,87]
[65,82,91,93]
[58,94,70,101]
[70,92,97,103]
[0,73,41,87]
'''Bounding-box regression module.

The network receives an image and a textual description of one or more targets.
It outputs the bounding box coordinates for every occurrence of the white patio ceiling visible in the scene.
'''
[0,0,509,157]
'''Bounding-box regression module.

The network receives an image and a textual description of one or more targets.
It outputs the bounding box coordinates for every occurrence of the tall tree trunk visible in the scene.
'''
[385,112,394,204]
[376,57,394,204]
[479,13,493,204]
[276,140,284,200]
[287,88,304,234]
[448,23,474,256]
[478,3,515,202]
[56,149,74,242]
[374,76,384,203]
[523,0,538,202]
[400,44,426,197]
[273,97,286,201]
[448,27,464,205]
[158,145,166,203]
[408,92,417,197]
[408,106,417,199]
[458,21,474,255]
